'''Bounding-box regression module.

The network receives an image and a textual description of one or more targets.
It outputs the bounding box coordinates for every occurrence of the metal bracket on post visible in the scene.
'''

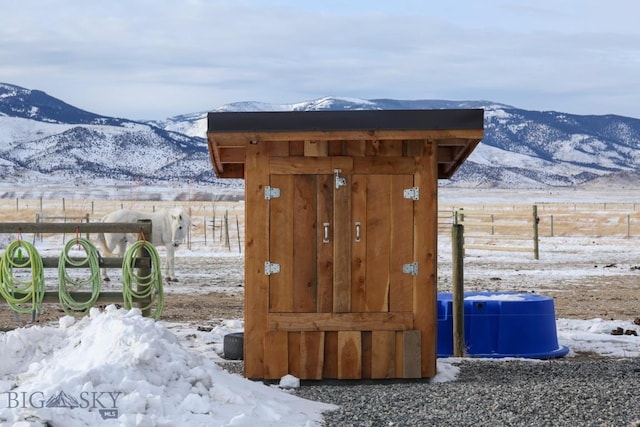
[403,187,419,201]
[264,261,280,276]
[402,262,419,276]
[334,169,346,189]
[264,186,281,200]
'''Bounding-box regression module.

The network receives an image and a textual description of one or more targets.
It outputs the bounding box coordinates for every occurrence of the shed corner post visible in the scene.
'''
[243,141,270,379]
[413,140,438,378]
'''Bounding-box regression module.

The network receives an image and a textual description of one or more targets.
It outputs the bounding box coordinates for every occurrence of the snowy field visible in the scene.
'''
[1,187,640,426]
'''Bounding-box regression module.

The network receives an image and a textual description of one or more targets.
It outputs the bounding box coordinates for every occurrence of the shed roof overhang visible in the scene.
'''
[206,109,484,179]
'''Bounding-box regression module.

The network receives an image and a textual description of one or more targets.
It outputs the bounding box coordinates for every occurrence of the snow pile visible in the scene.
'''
[0,306,336,426]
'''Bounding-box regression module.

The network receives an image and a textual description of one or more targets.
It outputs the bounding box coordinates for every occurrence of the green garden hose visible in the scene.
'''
[57,237,101,315]
[122,240,164,319]
[0,240,45,316]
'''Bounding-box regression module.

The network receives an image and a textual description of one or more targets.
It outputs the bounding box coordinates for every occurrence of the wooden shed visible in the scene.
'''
[206,109,484,380]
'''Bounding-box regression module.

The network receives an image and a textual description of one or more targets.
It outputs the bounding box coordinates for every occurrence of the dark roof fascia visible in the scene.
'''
[207,109,484,133]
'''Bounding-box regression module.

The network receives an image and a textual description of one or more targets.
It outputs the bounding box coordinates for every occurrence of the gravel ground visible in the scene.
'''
[293,358,640,427]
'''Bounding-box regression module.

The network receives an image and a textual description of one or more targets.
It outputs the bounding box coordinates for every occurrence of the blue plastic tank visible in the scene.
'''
[437,292,569,358]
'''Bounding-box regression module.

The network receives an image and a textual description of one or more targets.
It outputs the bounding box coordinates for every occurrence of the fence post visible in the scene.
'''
[236,216,241,253]
[203,215,207,245]
[550,215,554,237]
[533,205,539,260]
[35,213,41,242]
[224,210,230,251]
[627,214,631,239]
[452,223,465,357]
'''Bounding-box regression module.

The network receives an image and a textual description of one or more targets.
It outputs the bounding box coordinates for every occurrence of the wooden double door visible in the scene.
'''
[262,170,424,379]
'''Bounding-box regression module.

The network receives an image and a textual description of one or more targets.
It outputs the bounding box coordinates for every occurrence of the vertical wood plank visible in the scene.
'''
[264,331,289,379]
[293,175,317,312]
[323,331,339,379]
[333,174,351,312]
[365,175,391,312]
[371,330,396,379]
[288,332,301,378]
[338,331,362,379]
[399,330,422,379]
[244,141,270,379]
[270,140,290,156]
[361,331,372,379]
[365,140,400,157]
[350,174,367,312]
[390,174,414,312]
[304,140,328,156]
[300,331,325,379]
[289,141,304,156]
[316,175,334,313]
[404,140,424,157]
[327,140,344,156]
[385,140,403,156]
[413,140,438,378]
[345,140,366,156]
[269,174,294,313]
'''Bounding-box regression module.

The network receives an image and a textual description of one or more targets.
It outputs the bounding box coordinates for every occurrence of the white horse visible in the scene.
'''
[98,207,191,282]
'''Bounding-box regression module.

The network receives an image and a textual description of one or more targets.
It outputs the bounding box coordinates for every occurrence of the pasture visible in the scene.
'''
[1,190,640,328]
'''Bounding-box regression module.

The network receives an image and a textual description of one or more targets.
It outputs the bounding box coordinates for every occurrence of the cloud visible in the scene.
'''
[2,0,640,119]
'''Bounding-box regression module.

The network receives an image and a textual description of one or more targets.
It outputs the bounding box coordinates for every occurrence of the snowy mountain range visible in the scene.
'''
[2,82,640,198]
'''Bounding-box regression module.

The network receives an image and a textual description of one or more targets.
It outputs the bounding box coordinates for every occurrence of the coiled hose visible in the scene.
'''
[122,240,164,319]
[0,240,45,317]
[57,237,101,315]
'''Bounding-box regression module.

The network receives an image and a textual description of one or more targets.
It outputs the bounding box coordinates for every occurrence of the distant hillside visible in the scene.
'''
[2,83,640,197]
[157,96,640,189]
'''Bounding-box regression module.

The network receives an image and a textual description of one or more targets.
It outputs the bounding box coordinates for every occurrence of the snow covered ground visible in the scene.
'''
[2,187,640,426]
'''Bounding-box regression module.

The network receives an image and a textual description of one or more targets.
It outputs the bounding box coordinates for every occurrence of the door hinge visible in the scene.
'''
[403,187,419,201]
[402,262,419,276]
[264,186,281,200]
[264,261,281,276]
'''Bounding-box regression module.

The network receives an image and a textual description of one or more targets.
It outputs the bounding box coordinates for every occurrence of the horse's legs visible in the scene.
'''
[101,239,126,282]
[165,245,178,282]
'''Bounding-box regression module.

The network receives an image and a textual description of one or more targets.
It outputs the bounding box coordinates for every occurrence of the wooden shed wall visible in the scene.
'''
[206,109,484,380]
[242,139,438,380]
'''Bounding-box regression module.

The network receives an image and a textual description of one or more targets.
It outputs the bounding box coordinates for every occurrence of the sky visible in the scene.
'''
[2,1,640,120]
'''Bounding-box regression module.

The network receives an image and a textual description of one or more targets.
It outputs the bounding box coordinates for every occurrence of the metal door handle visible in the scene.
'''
[323,222,330,243]
[355,221,361,242]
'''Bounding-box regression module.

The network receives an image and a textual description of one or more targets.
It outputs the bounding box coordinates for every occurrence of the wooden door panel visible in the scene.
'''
[333,174,351,312]
[390,175,414,312]
[350,174,367,312]
[269,174,294,312]
[292,175,317,312]
[266,170,418,380]
[364,175,392,312]
[316,175,334,313]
